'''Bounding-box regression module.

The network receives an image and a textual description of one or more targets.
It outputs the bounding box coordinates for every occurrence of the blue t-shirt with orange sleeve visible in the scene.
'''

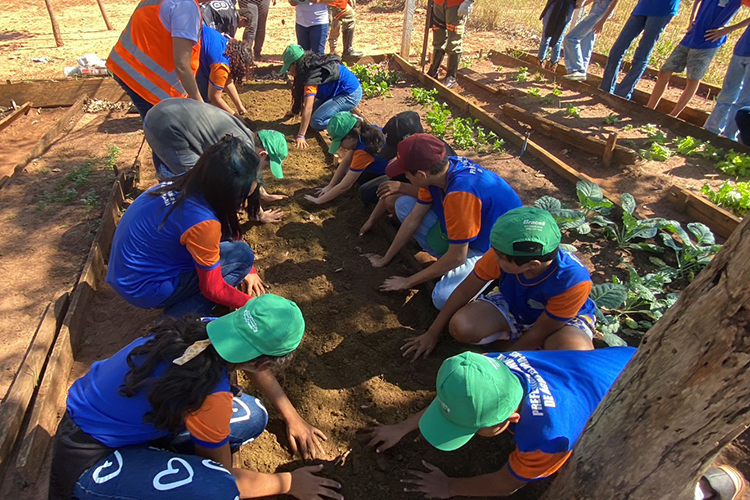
[199,25,231,92]
[416,157,523,253]
[303,64,361,102]
[106,183,223,308]
[349,129,388,175]
[485,348,636,481]
[473,250,597,324]
[66,336,234,449]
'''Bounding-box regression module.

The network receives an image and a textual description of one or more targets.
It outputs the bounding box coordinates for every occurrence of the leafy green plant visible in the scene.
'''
[449,117,477,150]
[590,193,665,251]
[541,95,555,105]
[515,66,529,83]
[80,188,99,207]
[106,145,120,170]
[576,180,614,218]
[702,181,750,215]
[604,113,619,125]
[534,196,589,234]
[623,124,635,131]
[526,87,542,97]
[533,72,543,82]
[565,104,581,118]
[641,123,669,145]
[349,64,400,98]
[716,149,750,178]
[674,136,702,156]
[551,87,562,97]
[639,142,673,162]
[655,221,721,281]
[64,165,91,188]
[426,101,452,138]
[411,87,438,105]
[696,141,724,161]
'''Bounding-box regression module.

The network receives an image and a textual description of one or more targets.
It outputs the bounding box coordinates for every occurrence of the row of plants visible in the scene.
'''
[535,180,721,346]
[348,63,401,99]
[410,88,506,153]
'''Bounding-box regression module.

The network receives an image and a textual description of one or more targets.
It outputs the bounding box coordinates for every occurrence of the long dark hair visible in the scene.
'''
[119,316,294,433]
[291,52,341,115]
[225,39,253,85]
[151,135,261,239]
[347,120,385,156]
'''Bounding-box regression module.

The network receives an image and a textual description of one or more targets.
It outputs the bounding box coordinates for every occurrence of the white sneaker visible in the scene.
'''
[564,72,587,81]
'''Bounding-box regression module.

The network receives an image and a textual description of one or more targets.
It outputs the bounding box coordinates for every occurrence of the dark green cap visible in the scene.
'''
[206,294,305,363]
[327,112,358,154]
[419,352,524,451]
[257,129,288,179]
[490,206,561,256]
[281,44,304,73]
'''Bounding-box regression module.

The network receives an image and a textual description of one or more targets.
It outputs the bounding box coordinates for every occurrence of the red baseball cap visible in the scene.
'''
[385,133,446,178]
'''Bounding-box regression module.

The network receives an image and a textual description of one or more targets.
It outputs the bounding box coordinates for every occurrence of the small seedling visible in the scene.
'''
[623,124,635,131]
[526,87,542,97]
[533,72,543,82]
[5,214,16,221]
[106,145,121,170]
[552,87,563,97]
[604,113,620,125]
[565,104,581,118]
[39,168,50,175]
[515,67,529,83]
[411,87,438,105]
[541,95,555,105]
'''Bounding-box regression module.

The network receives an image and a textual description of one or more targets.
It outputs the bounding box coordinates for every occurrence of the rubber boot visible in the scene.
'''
[427,49,445,78]
[444,53,459,88]
[343,29,363,58]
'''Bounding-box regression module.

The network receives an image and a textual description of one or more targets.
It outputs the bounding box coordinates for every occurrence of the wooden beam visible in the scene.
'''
[603,133,618,168]
[666,185,740,240]
[0,102,31,133]
[0,78,126,108]
[501,103,639,165]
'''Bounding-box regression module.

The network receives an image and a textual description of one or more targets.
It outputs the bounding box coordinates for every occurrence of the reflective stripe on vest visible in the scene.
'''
[107,0,201,105]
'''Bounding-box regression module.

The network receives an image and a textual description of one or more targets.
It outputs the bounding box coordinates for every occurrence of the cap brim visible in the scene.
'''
[206,313,263,364]
[328,138,343,154]
[281,63,291,74]
[269,159,283,179]
[385,157,407,178]
[418,399,478,452]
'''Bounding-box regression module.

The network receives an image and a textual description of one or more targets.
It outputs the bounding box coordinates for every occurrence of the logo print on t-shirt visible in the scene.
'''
[231,396,252,424]
[92,450,124,484]
[153,457,195,491]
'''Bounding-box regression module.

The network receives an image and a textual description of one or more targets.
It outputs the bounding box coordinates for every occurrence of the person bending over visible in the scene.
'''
[365,134,522,310]
[304,111,385,205]
[49,297,340,500]
[402,206,596,361]
[281,44,363,148]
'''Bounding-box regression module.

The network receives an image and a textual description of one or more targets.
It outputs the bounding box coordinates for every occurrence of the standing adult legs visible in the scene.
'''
[296,23,311,51]
[443,2,466,86]
[548,11,573,65]
[328,6,343,53]
[253,0,271,58]
[428,2,447,77]
[538,7,553,64]
[239,1,259,52]
[599,14,646,93]
[614,15,672,99]
[563,0,609,74]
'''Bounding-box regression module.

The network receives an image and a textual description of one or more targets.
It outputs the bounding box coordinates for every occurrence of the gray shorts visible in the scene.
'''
[661,44,719,81]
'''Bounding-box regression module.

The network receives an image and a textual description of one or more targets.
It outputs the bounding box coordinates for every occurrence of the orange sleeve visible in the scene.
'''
[443,191,482,243]
[507,448,572,481]
[185,392,233,448]
[473,250,502,281]
[209,63,229,90]
[304,85,318,96]
[545,281,593,321]
[349,150,374,172]
[180,220,222,270]
[417,187,433,204]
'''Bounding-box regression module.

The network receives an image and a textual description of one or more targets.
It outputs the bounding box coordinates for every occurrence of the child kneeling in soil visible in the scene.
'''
[366,348,636,497]
[49,296,340,500]
[402,206,596,361]
[303,111,386,205]
[197,25,253,117]
[107,136,266,317]
[144,98,289,223]
[365,134,522,310]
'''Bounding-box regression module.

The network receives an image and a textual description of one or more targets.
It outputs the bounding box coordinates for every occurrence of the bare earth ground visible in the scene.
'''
[0,107,71,179]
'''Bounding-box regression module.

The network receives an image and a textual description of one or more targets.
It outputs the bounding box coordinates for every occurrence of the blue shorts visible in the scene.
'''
[477,292,596,342]
[661,44,719,80]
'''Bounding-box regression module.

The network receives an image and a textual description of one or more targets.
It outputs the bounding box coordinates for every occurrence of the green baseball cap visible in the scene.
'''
[426,222,449,255]
[206,294,305,363]
[419,352,524,451]
[257,129,288,179]
[327,112,358,154]
[490,206,561,257]
[281,44,304,74]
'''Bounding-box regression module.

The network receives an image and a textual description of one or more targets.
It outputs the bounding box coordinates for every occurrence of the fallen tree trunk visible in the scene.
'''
[541,217,750,499]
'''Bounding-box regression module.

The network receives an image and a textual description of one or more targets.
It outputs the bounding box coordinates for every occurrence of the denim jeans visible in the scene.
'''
[538,4,573,64]
[310,84,363,130]
[395,196,489,310]
[296,22,329,54]
[563,0,612,74]
[158,241,255,317]
[599,14,673,99]
[72,394,268,500]
[705,54,750,142]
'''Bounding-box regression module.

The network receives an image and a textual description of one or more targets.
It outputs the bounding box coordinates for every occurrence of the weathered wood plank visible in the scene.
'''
[666,185,740,239]
[0,78,126,108]
[0,102,31,133]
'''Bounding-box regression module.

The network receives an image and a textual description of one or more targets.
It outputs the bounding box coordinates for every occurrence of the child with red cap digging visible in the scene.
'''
[49,296,340,500]
[366,347,636,497]
[402,206,597,361]
[365,133,522,310]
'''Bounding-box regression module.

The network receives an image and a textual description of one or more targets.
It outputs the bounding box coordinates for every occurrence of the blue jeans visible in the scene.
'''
[563,0,611,74]
[599,14,673,99]
[296,22,329,54]
[538,5,573,64]
[705,54,750,142]
[159,241,255,317]
[395,196,488,310]
[310,85,363,130]
[73,394,268,500]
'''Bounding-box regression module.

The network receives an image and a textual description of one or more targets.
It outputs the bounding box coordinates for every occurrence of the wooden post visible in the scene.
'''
[541,217,750,499]
[420,0,433,72]
[602,132,618,167]
[96,0,115,30]
[401,0,416,59]
[45,0,64,47]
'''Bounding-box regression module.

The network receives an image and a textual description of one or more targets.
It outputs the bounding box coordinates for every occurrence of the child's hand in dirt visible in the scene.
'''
[365,253,389,267]
[366,423,409,453]
[303,194,323,205]
[296,136,309,149]
[289,465,343,500]
[401,331,439,362]
[359,219,374,236]
[262,192,289,202]
[244,273,266,297]
[287,416,328,460]
[402,461,453,499]
[258,208,284,224]
[316,185,332,196]
[380,276,412,292]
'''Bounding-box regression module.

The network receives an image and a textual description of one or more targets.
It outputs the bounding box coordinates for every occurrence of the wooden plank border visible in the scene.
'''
[666,185,739,239]
[0,78,126,109]
[0,102,31,133]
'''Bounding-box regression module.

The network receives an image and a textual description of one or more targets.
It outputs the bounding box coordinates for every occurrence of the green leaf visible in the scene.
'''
[577,180,604,202]
[576,222,591,235]
[624,317,638,329]
[621,193,636,215]
[687,222,715,246]
[591,215,614,227]
[649,256,668,267]
[590,283,628,309]
[603,330,628,347]
[629,226,659,241]
[559,243,578,252]
[629,242,664,253]
[661,233,682,251]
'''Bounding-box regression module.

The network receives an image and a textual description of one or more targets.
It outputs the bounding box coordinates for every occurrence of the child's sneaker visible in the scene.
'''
[564,72,587,81]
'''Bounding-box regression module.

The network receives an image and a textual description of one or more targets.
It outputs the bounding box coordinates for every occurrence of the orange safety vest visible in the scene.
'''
[107,0,202,105]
